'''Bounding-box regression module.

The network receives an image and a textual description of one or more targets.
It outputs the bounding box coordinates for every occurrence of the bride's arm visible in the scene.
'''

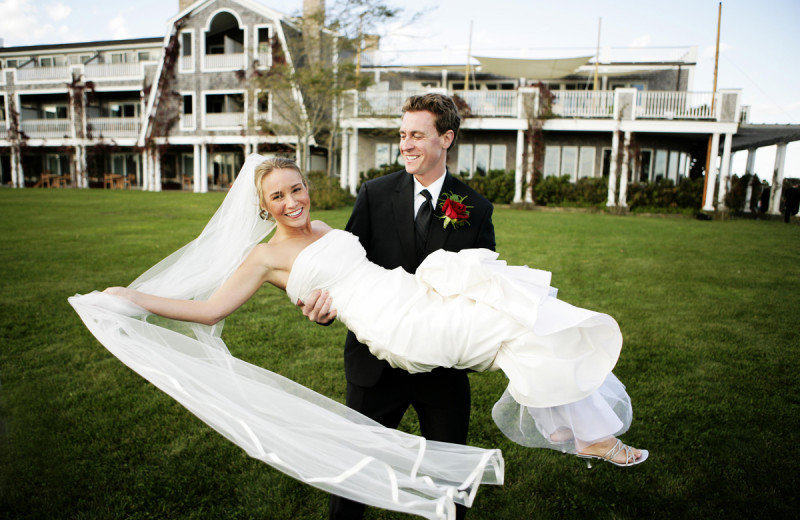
[105,244,273,326]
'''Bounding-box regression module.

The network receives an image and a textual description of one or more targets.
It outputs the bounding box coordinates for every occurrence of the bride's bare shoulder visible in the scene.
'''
[311,220,332,232]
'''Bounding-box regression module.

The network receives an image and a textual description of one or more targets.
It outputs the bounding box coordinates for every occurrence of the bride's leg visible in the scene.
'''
[576,437,646,464]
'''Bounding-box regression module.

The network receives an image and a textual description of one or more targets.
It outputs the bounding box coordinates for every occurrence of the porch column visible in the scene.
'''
[514,129,524,203]
[140,150,149,191]
[717,133,733,210]
[744,148,757,213]
[348,128,359,196]
[606,130,620,207]
[193,144,201,193]
[10,147,22,188]
[200,144,209,194]
[768,142,788,215]
[340,129,350,191]
[153,148,162,192]
[618,131,631,207]
[702,132,720,211]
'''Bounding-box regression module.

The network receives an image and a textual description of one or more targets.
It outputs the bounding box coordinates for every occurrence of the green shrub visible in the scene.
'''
[459,169,516,204]
[358,162,403,191]
[307,170,355,210]
[533,175,576,206]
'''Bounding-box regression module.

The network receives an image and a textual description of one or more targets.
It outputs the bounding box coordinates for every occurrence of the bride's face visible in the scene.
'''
[260,168,311,228]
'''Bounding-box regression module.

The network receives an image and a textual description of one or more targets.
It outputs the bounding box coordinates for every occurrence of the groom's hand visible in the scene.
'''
[297,290,337,325]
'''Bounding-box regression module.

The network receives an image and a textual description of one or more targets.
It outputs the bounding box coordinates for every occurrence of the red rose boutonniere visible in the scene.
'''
[437,192,471,230]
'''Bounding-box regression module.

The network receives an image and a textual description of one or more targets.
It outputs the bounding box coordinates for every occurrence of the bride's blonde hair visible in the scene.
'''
[254,157,309,215]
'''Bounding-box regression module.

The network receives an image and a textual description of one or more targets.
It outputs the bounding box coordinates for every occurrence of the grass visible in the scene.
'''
[1,188,799,519]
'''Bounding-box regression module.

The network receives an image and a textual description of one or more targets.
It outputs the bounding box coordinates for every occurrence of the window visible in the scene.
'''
[637,150,653,182]
[544,146,560,177]
[181,154,194,177]
[458,144,473,175]
[181,32,193,57]
[40,57,53,67]
[653,150,668,181]
[561,146,578,181]
[490,144,506,171]
[578,147,595,179]
[137,51,151,62]
[206,93,244,113]
[181,94,195,130]
[110,52,128,64]
[474,144,490,176]
[374,144,401,169]
[668,151,679,182]
[108,103,138,118]
[257,91,269,114]
[43,105,68,119]
[6,59,19,68]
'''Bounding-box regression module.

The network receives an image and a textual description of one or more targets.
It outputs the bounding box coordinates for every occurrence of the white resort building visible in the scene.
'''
[1,0,796,214]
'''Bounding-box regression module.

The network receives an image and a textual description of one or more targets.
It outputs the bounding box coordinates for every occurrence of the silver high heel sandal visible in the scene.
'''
[578,439,649,468]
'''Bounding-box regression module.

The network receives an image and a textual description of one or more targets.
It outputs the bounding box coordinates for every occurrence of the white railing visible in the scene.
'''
[358,91,414,116]
[348,89,728,121]
[180,56,193,71]
[87,118,141,137]
[205,112,245,128]
[16,66,72,82]
[551,91,615,118]
[453,90,517,117]
[181,114,195,129]
[255,52,270,68]
[84,63,141,78]
[636,91,716,120]
[204,53,245,70]
[20,119,71,137]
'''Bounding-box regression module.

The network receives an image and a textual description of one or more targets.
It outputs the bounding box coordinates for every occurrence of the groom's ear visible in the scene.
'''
[440,130,454,149]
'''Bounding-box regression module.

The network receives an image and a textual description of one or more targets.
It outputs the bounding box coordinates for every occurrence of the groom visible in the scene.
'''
[302,93,495,520]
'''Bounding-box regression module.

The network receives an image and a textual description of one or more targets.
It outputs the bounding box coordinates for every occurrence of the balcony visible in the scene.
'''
[84,63,142,79]
[20,119,71,138]
[551,91,614,118]
[636,91,716,120]
[204,53,245,70]
[205,112,245,128]
[453,90,518,117]
[16,66,72,82]
[87,117,141,138]
[346,89,736,123]
[180,114,195,130]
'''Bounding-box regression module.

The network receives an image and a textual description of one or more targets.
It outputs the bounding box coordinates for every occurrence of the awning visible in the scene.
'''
[473,55,593,80]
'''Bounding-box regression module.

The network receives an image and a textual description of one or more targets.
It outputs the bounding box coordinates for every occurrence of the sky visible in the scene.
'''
[2,0,798,181]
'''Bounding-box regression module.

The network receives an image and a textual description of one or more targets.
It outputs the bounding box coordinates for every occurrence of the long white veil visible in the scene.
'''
[68,153,503,520]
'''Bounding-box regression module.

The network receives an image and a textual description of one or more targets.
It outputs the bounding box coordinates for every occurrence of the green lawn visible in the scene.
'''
[1,189,798,519]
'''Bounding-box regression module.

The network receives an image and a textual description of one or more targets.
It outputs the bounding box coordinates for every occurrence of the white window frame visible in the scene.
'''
[201,9,247,73]
[544,145,561,178]
[253,24,272,70]
[458,144,474,176]
[490,144,506,171]
[202,89,248,130]
[578,146,596,179]
[180,91,196,131]
[668,151,680,182]
[560,146,579,181]
[253,88,271,123]
[653,150,668,181]
[180,29,195,73]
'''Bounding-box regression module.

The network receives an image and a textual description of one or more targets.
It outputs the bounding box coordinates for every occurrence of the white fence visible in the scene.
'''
[88,118,141,137]
[453,90,517,117]
[204,53,245,70]
[205,112,245,128]
[16,66,72,82]
[84,63,141,79]
[20,119,71,137]
[551,91,615,118]
[636,91,716,120]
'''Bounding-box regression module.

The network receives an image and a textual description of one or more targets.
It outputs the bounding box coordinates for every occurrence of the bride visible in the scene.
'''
[71,154,646,519]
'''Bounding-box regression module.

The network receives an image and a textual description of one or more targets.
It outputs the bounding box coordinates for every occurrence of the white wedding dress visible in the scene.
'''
[287,229,634,451]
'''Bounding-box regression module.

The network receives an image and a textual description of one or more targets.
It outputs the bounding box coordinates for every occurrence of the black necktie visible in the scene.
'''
[415,189,433,261]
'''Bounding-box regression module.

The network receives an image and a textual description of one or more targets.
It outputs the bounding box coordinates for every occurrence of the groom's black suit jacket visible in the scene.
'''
[343,169,496,387]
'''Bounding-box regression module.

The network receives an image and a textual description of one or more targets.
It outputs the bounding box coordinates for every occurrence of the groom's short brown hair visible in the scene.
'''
[402,93,460,150]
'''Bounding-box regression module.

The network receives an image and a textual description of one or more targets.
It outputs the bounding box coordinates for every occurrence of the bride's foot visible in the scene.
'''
[549,428,574,444]
[577,438,648,467]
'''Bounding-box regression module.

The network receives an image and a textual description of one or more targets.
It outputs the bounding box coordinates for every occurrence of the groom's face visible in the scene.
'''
[399,110,454,186]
